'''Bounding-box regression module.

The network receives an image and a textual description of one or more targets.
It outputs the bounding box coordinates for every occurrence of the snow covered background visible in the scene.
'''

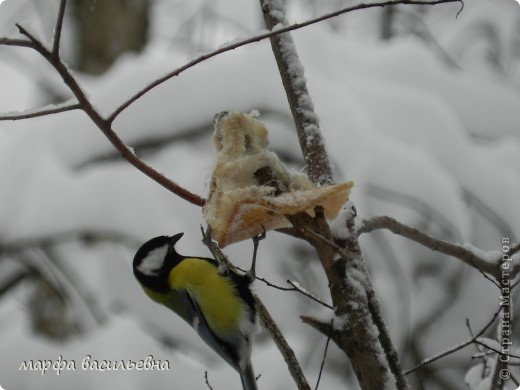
[1,0,519,389]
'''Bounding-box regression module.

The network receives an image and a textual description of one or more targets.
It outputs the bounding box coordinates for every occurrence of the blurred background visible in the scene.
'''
[0,0,519,389]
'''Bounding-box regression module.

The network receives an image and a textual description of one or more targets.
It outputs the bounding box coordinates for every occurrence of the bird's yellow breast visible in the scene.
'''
[168,258,243,333]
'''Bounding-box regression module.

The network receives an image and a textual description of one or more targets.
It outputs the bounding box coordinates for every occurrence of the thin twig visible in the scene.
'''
[466,318,489,373]
[0,103,81,121]
[204,371,214,390]
[246,272,333,309]
[11,18,205,207]
[52,0,67,57]
[286,212,349,260]
[0,37,34,48]
[16,23,42,46]
[475,340,520,360]
[314,320,334,390]
[287,280,333,310]
[106,0,462,123]
[358,216,520,280]
[405,309,501,374]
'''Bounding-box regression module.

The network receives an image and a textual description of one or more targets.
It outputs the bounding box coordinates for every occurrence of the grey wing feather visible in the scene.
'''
[165,289,241,371]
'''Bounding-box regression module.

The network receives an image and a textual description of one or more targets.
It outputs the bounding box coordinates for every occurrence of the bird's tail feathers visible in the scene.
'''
[239,363,258,390]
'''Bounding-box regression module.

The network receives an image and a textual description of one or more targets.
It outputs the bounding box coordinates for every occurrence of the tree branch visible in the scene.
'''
[0,37,34,48]
[52,0,67,57]
[7,18,205,206]
[0,102,81,121]
[405,309,501,374]
[258,0,417,387]
[358,216,520,280]
[260,0,333,186]
[105,0,462,124]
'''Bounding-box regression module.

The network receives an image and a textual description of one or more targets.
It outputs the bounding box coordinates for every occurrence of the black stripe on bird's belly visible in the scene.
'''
[228,272,256,323]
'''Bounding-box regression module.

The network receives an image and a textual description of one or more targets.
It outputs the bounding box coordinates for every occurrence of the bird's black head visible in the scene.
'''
[132,233,184,292]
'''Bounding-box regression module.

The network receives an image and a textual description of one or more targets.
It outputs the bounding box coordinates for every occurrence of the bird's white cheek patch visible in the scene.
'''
[137,246,168,276]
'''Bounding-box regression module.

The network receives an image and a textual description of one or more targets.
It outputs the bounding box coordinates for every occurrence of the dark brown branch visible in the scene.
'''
[0,102,81,121]
[314,319,334,390]
[231,266,333,309]
[52,0,67,57]
[358,216,520,280]
[405,309,501,374]
[11,21,205,207]
[0,37,34,48]
[204,371,214,390]
[287,280,333,310]
[106,0,463,124]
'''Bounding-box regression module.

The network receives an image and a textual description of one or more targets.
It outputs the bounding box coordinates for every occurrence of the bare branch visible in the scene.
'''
[405,309,501,374]
[0,37,34,48]
[475,339,520,360]
[15,23,43,47]
[52,0,68,57]
[1,0,460,207]
[0,102,81,121]
[314,319,334,390]
[287,280,333,310]
[358,216,520,280]
[204,371,214,390]
[244,272,333,309]
[8,19,206,207]
[107,0,463,124]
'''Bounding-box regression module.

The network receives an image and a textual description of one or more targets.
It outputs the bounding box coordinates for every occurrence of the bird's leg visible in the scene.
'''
[247,226,266,280]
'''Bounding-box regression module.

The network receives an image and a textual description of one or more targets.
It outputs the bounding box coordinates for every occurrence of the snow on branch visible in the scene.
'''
[0,4,205,207]
[358,216,520,280]
[1,0,463,130]
[0,100,81,121]
[261,0,333,186]
[105,0,463,125]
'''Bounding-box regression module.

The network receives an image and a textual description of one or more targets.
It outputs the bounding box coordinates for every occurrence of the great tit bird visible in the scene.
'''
[133,232,259,390]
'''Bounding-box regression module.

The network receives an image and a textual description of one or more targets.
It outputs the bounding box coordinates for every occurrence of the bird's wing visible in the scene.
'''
[164,289,240,371]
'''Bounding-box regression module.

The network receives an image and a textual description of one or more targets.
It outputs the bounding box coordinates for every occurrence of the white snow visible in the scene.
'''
[1,0,520,389]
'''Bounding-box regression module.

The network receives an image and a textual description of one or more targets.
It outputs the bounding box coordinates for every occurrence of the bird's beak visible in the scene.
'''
[169,232,184,247]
